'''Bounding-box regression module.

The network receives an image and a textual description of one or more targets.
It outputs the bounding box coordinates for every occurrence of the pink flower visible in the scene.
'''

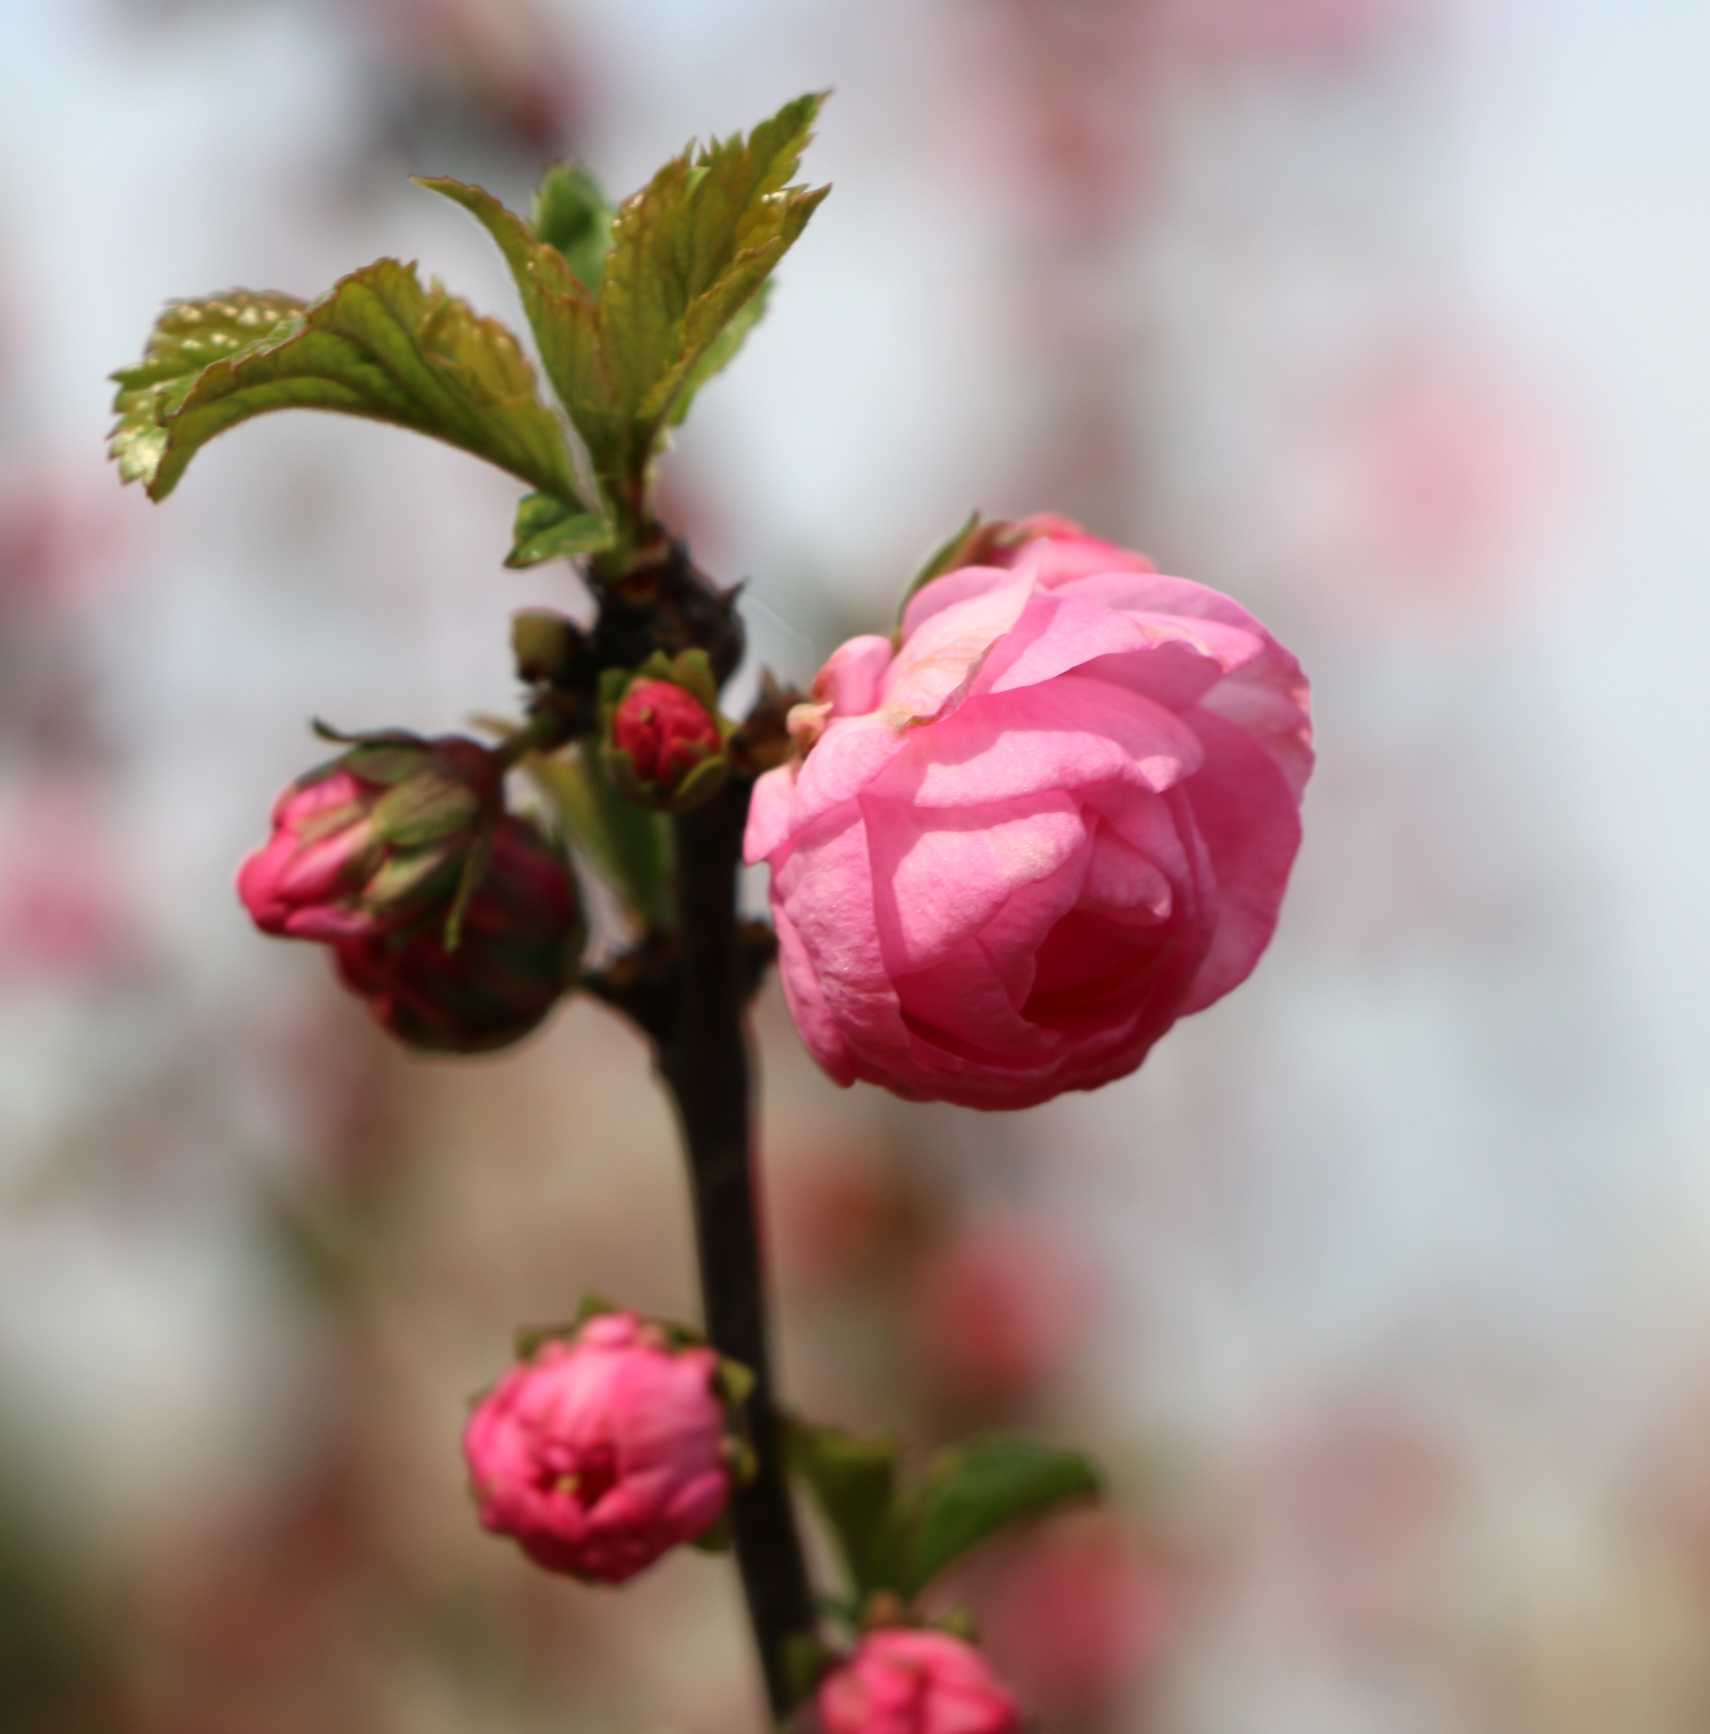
[463,1311,732,1584]
[332,815,581,1053]
[981,1515,1166,1722]
[238,734,499,942]
[816,1630,1021,1734]
[744,516,1313,1109]
[914,1215,1092,1410]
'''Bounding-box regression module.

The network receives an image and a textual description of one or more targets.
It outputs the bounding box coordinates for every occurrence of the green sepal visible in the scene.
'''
[364,841,461,915]
[340,741,433,785]
[109,262,589,509]
[896,510,983,624]
[523,742,672,931]
[689,1513,733,1556]
[506,491,613,568]
[891,1437,1102,1599]
[511,1292,621,1360]
[532,163,615,291]
[368,771,483,849]
[789,1420,903,1601]
[597,648,721,729]
[717,1356,756,1412]
[598,647,730,814]
[440,827,495,953]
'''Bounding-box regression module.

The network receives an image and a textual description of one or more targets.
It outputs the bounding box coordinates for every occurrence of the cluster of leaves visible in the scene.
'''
[791,1421,1101,1612]
[109,94,829,573]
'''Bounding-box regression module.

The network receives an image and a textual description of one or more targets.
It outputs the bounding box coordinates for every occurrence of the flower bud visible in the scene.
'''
[601,651,728,812]
[816,1630,1022,1734]
[332,816,582,1054]
[511,607,589,687]
[238,733,499,943]
[463,1310,733,1583]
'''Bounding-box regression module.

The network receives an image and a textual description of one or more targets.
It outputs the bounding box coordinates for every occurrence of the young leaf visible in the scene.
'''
[109,262,588,508]
[893,1437,1101,1599]
[523,743,671,930]
[422,93,829,538]
[532,163,615,290]
[507,492,613,568]
[789,1420,903,1600]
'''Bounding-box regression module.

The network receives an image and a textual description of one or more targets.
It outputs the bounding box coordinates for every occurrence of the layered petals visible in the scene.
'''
[463,1311,732,1585]
[746,516,1312,1110]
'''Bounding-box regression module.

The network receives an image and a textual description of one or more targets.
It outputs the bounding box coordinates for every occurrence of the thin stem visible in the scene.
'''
[657,783,816,1723]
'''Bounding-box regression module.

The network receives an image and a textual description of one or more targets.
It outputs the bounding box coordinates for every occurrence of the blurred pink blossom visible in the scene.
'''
[816,1629,1021,1734]
[980,1513,1168,1724]
[913,1214,1093,1410]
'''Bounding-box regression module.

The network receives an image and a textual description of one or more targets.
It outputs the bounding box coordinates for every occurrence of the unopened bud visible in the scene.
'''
[332,816,582,1054]
[601,651,729,812]
[237,732,500,943]
[464,1309,734,1582]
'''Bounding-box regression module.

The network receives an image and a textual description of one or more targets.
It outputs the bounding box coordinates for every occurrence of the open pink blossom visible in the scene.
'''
[745,516,1313,1109]
[816,1630,1021,1734]
[463,1311,731,1584]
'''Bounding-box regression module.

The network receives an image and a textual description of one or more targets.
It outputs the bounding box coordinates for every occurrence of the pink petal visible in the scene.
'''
[1176,706,1306,1014]
[859,792,1088,971]
[874,677,1205,809]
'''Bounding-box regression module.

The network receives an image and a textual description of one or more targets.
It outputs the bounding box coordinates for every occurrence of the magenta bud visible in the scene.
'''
[463,1310,734,1584]
[237,733,500,943]
[816,1630,1023,1734]
[332,816,582,1054]
[601,652,728,812]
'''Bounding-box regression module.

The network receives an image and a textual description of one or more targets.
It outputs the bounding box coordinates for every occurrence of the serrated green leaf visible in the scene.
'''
[895,1437,1102,1598]
[423,93,829,539]
[663,279,771,431]
[109,262,588,508]
[506,491,613,568]
[524,743,671,930]
[532,163,615,291]
[789,1421,903,1600]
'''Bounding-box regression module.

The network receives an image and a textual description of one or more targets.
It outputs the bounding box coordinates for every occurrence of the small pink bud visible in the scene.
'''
[610,677,723,801]
[816,1630,1022,1734]
[237,734,499,943]
[463,1310,732,1584]
[332,816,581,1054]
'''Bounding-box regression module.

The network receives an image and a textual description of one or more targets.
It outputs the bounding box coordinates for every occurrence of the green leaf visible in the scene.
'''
[664,279,771,431]
[422,92,829,537]
[532,163,615,290]
[524,743,671,930]
[894,1437,1101,1598]
[897,510,983,622]
[506,491,614,568]
[369,771,482,848]
[789,1421,903,1600]
[109,262,588,508]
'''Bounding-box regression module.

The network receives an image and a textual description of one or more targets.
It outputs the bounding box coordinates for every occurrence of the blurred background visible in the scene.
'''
[4,1,1709,1729]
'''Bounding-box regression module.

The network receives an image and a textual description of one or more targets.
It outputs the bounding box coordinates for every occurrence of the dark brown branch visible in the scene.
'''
[656,781,816,1722]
